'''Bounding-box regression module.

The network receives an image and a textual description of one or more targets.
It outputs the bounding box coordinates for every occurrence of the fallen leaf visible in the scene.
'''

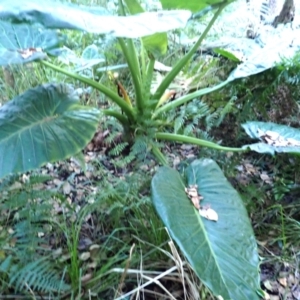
[262,290,270,300]
[185,185,203,209]
[199,207,218,222]
[257,129,300,147]
[79,252,91,261]
[81,273,92,283]
[278,277,287,287]
[269,295,279,300]
[63,182,72,194]
[260,172,272,184]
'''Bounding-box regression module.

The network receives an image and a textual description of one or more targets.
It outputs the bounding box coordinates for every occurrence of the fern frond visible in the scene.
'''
[104,131,122,144]
[9,257,70,293]
[131,136,148,156]
[183,123,195,136]
[174,115,186,133]
[214,96,237,127]
[112,154,135,168]
[109,142,129,156]
[0,255,13,274]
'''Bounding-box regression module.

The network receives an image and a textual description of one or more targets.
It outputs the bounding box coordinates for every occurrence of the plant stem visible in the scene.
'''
[40,60,135,122]
[155,132,245,152]
[151,144,168,166]
[102,110,129,127]
[153,80,231,118]
[118,38,143,111]
[140,42,147,80]
[152,3,227,104]
[143,55,155,99]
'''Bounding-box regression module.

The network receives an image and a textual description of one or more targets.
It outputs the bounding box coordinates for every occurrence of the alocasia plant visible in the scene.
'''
[5,0,300,298]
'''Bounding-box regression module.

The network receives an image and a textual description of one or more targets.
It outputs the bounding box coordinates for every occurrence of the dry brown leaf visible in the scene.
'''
[62,182,72,194]
[185,185,203,209]
[18,47,42,59]
[199,207,218,222]
[79,252,90,261]
[81,273,93,283]
[269,296,279,300]
[262,290,271,300]
[257,129,300,147]
[260,172,272,184]
[278,277,287,287]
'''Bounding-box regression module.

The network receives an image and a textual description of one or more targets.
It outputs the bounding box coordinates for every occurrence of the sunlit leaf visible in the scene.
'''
[242,121,300,154]
[151,159,260,299]
[0,0,191,38]
[123,0,168,56]
[160,0,236,13]
[0,83,100,179]
[0,20,64,66]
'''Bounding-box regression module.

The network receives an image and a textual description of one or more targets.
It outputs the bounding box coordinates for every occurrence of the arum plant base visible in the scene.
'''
[151,159,260,299]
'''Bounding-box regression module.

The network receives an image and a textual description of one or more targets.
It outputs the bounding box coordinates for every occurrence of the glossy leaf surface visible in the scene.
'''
[151,159,259,299]
[160,0,235,12]
[0,20,63,66]
[124,0,168,56]
[0,84,100,178]
[0,0,191,38]
[242,121,300,154]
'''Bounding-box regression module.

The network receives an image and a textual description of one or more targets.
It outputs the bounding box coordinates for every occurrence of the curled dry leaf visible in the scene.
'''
[199,207,218,222]
[278,277,287,287]
[257,129,300,147]
[185,184,203,209]
[185,185,218,221]
[79,252,91,261]
[81,273,92,283]
[18,47,43,59]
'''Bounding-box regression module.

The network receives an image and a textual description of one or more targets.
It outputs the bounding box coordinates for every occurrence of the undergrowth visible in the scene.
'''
[2,1,300,299]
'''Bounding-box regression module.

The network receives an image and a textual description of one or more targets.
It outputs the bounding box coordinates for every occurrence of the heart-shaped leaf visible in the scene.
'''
[151,159,259,299]
[0,20,64,66]
[0,0,191,38]
[0,83,100,179]
[242,121,300,154]
[123,0,168,56]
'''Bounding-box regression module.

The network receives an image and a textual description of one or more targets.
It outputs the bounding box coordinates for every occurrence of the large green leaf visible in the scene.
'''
[160,0,235,13]
[242,121,300,155]
[0,20,64,66]
[0,84,100,179]
[123,0,168,56]
[151,159,259,299]
[0,0,191,38]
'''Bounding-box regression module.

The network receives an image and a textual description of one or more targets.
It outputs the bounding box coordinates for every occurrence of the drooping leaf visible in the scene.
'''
[74,45,105,73]
[0,0,191,38]
[0,20,64,66]
[227,44,296,81]
[0,83,100,179]
[57,46,105,72]
[123,0,168,56]
[242,121,300,154]
[160,0,235,13]
[151,159,259,299]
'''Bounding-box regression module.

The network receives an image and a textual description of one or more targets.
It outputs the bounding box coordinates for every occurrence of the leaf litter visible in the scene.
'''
[257,129,300,147]
[185,184,218,222]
